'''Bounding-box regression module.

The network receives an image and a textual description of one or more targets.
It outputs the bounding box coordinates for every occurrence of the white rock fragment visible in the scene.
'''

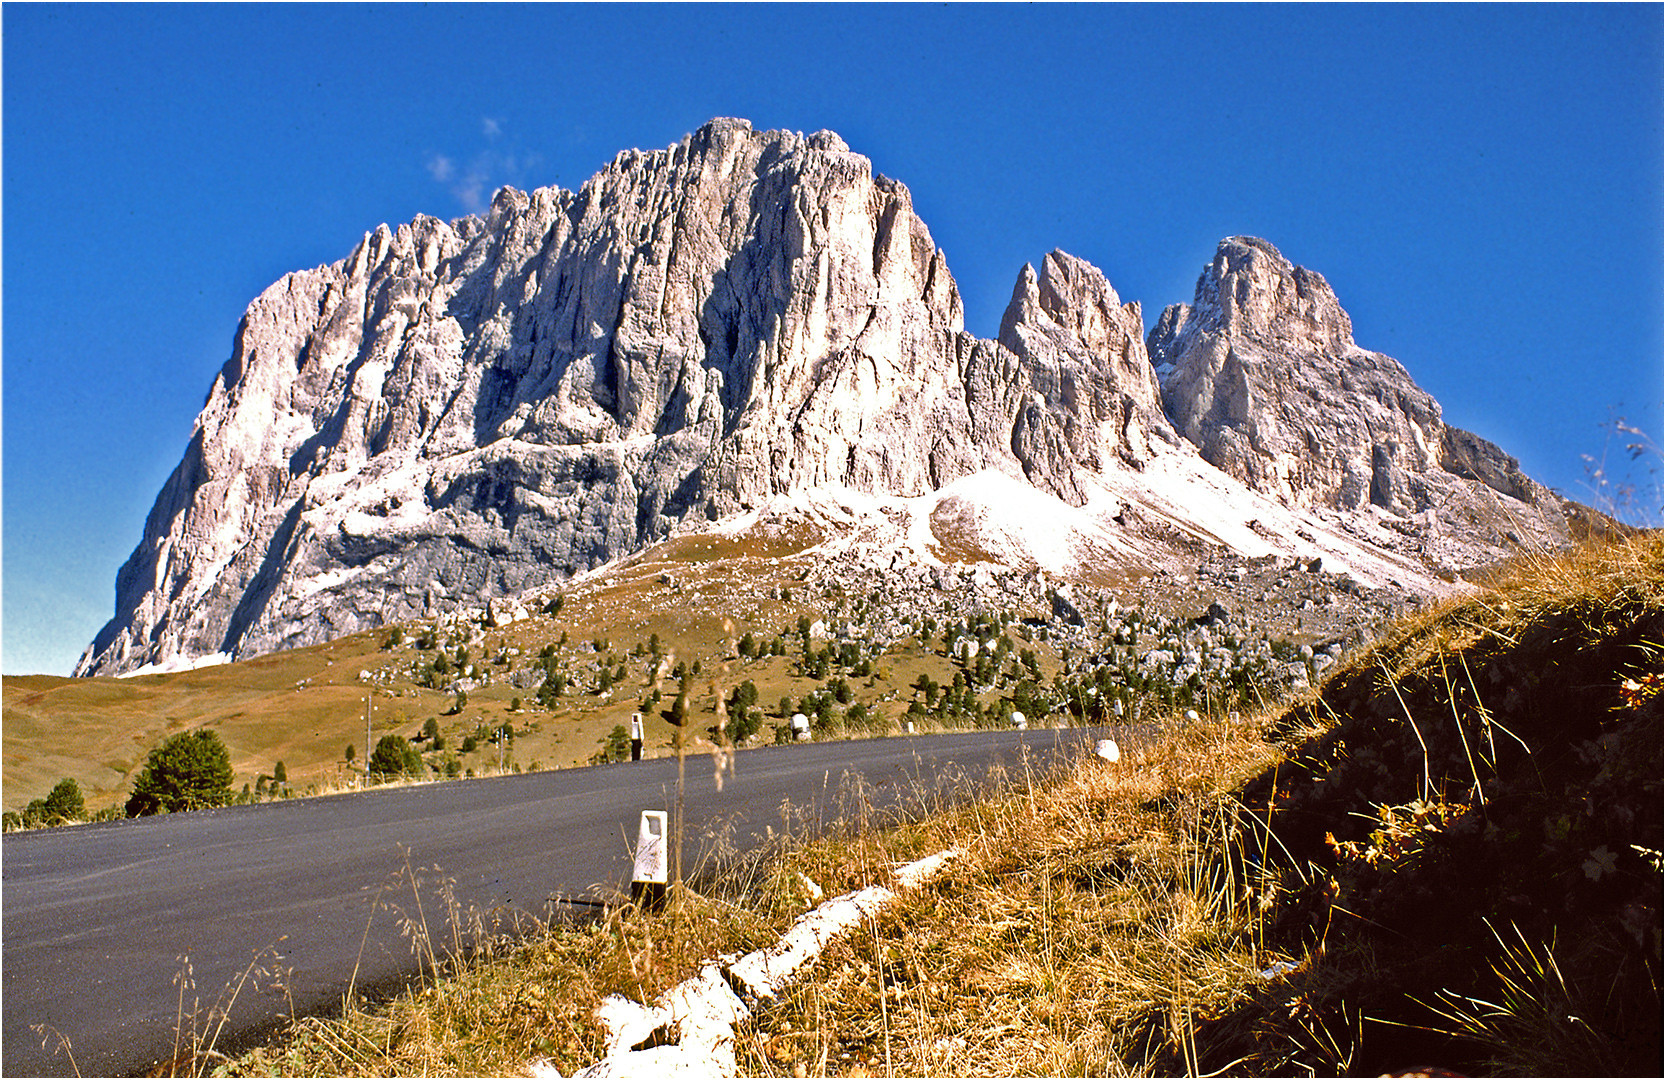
[565,849,958,1079]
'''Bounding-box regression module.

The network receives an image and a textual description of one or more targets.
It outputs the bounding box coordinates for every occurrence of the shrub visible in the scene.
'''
[368,734,424,779]
[43,777,85,822]
[538,673,566,708]
[7,778,88,829]
[592,725,632,765]
[126,730,235,816]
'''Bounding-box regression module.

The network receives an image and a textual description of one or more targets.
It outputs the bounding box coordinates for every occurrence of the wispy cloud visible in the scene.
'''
[425,120,543,215]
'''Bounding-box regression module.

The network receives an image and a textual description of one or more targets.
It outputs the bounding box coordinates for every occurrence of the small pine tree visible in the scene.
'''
[593,724,631,764]
[41,778,84,824]
[273,761,287,785]
[127,730,235,816]
[369,734,424,779]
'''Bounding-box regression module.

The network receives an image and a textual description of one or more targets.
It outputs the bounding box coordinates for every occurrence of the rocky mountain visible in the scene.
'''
[1150,236,1556,518]
[77,120,1579,677]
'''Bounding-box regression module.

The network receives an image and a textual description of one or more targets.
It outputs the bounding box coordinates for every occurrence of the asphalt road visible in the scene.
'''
[2,725,1126,1076]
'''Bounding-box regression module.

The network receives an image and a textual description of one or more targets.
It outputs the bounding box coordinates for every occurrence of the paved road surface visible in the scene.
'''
[3,726,1125,1076]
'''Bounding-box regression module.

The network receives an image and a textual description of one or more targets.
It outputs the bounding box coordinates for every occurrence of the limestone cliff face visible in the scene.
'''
[77,120,1169,676]
[78,126,1579,678]
[998,251,1178,503]
[1148,237,1567,531]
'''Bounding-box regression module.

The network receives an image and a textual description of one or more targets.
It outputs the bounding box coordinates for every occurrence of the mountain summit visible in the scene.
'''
[77,120,1576,677]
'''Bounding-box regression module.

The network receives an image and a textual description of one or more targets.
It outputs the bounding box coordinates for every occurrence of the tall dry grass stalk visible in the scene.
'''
[219,532,1664,1078]
[219,713,1298,1078]
[735,716,1302,1077]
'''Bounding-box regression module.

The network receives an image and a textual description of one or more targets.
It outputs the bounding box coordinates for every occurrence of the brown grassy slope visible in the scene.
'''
[4,515,1078,815]
[2,631,408,809]
[1211,532,1664,1075]
[216,534,1659,1078]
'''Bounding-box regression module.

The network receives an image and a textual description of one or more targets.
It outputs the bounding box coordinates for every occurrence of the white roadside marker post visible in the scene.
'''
[629,712,644,761]
[631,810,668,912]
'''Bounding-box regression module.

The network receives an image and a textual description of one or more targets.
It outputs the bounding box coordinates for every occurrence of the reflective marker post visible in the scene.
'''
[631,810,668,911]
[630,712,644,761]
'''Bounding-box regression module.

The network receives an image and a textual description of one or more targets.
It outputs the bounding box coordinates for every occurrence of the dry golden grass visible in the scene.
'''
[731,716,1300,1078]
[7,512,1060,816]
[212,709,1300,1078]
[208,533,1663,1078]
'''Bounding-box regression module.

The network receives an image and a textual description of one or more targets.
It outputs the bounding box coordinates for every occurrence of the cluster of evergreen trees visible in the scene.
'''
[2,778,89,830]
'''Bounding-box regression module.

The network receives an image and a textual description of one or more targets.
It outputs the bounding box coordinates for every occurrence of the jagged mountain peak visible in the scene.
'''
[1146,235,1565,545]
[77,126,1579,678]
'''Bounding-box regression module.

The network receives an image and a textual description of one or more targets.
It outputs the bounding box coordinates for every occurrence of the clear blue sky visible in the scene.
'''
[5,4,1661,676]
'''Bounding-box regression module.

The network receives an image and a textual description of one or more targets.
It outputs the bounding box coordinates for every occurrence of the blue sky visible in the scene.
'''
[4,3,1661,676]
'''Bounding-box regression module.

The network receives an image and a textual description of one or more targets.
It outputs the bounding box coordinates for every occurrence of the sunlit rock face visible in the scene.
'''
[1149,236,1567,531]
[77,120,1171,675]
[78,129,1577,677]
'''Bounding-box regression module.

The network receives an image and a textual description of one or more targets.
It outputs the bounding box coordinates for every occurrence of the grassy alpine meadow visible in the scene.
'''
[209,531,1661,1078]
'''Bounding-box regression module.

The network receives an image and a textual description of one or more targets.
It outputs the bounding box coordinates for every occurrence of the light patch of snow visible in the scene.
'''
[727,885,896,999]
[1086,452,1451,593]
[297,565,367,599]
[923,469,1144,573]
[116,651,233,679]
[894,848,959,889]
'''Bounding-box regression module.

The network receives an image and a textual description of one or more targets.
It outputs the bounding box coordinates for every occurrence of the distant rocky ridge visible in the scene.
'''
[1150,235,1550,516]
[77,119,1578,677]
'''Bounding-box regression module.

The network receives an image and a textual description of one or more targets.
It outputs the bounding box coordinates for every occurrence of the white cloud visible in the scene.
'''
[426,122,544,215]
[454,168,488,214]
